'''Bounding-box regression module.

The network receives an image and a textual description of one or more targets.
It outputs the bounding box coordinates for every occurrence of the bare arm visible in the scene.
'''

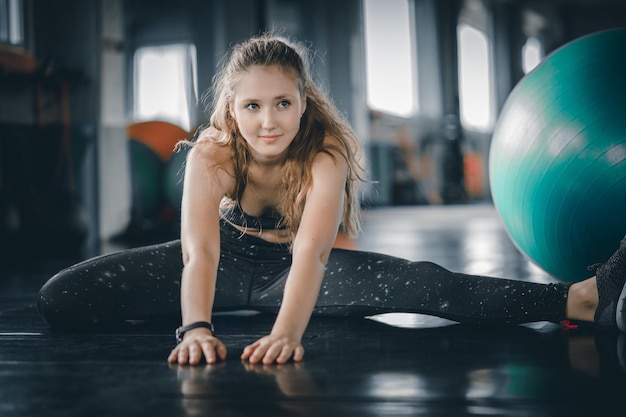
[241,147,349,364]
[168,144,232,365]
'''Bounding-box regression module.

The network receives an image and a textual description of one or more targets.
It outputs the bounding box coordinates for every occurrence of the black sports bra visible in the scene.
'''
[220,204,288,230]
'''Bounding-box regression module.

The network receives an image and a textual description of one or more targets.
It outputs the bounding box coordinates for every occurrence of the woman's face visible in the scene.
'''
[230,65,306,162]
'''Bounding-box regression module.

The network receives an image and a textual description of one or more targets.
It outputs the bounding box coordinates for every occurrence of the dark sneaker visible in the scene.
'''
[594,235,626,331]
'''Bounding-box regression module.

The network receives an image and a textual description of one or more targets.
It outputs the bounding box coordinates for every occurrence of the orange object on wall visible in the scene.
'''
[127,121,190,162]
[463,151,485,198]
[0,45,37,73]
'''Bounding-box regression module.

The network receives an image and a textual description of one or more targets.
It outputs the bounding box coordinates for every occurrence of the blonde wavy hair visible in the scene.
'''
[187,33,366,240]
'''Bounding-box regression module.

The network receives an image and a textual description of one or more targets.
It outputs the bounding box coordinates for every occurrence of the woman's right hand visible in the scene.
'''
[167,328,227,365]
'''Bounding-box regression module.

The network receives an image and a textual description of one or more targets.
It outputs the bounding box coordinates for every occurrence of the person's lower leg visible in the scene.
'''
[566,278,598,323]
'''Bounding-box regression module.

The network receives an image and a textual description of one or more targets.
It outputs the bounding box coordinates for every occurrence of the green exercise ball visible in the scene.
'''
[129,138,164,222]
[164,146,189,219]
[490,28,626,282]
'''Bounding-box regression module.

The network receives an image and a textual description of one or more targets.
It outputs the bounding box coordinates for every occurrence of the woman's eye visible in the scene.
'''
[278,100,290,108]
[245,103,259,110]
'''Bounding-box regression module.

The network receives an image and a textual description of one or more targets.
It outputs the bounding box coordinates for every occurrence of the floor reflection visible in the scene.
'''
[169,317,626,416]
[171,361,329,417]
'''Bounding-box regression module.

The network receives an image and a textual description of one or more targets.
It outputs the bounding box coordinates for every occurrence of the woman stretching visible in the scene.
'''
[38,33,626,366]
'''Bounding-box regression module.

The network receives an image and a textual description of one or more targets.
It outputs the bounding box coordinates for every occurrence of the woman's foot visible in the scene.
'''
[594,235,626,331]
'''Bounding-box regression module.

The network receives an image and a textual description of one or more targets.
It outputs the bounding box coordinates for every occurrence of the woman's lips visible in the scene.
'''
[260,134,280,143]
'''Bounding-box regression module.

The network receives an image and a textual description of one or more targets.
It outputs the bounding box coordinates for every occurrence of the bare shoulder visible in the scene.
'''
[186,140,236,192]
[187,140,230,164]
[314,135,348,170]
[322,134,343,150]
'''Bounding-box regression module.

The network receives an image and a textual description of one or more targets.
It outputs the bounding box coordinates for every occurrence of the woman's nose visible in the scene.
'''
[261,109,276,129]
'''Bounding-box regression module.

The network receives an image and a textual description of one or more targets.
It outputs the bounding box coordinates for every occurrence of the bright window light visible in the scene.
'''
[457,23,493,132]
[522,37,543,74]
[0,0,23,45]
[134,43,197,131]
[363,0,417,117]
[8,0,22,44]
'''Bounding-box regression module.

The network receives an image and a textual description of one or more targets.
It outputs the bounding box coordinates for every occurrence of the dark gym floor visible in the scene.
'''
[1,204,624,417]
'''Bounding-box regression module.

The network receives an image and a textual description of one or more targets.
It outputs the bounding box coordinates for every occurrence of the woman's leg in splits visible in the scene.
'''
[306,236,626,329]
[37,238,254,329]
[38,228,626,331]
[37,240,185,328]
[37,220,293,329]
[309,249,571,324]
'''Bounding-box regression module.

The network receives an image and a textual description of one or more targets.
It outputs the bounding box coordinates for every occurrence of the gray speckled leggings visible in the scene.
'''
[38,220,569,328]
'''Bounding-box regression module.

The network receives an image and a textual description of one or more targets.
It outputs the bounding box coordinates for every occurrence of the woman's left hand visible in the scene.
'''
[241,333,304,365]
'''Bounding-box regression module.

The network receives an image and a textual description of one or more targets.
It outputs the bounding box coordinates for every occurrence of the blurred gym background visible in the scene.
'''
[1,0,624,263]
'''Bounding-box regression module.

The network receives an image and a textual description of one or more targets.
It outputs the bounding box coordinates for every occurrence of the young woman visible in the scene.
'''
[38,34,626,366]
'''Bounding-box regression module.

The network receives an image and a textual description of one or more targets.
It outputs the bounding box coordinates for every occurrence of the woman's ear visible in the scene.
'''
[301,95,307,116]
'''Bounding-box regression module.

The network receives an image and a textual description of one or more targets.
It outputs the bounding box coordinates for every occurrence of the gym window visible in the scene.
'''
[133,43,197,131]
[363,0,418,117]
[522,36,543,74]
[457,23,493,132]
[0,0,24,46]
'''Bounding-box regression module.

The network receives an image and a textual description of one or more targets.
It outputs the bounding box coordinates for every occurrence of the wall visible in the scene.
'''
[99,0,130,240]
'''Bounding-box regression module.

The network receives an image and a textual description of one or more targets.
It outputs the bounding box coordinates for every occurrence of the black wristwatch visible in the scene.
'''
[175,321,215,343]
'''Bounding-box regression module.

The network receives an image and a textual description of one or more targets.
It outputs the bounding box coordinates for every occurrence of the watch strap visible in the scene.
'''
[175,321,215,343]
